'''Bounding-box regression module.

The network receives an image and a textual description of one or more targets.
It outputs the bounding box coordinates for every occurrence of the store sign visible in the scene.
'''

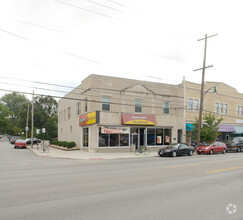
[121,113,157,125]
[79,111,100,126]
[101,127,130,134]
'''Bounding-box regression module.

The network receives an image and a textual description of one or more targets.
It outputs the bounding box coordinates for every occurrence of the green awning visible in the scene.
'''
[186,123,194,131]
[233,126,243,134]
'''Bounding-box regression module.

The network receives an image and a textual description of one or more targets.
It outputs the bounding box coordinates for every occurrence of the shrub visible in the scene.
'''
[51,140,76,148]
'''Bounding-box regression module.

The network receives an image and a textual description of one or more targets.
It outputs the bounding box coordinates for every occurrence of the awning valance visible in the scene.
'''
[233,126,243,134]
[186,123,194,131]
[217,125,234,132]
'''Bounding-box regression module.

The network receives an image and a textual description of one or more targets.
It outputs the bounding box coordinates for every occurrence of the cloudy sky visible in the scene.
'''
[0,0,242,98]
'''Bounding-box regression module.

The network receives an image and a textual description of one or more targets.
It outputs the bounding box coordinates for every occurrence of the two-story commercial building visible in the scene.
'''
[58,74,185,152]
[184,80,243,143]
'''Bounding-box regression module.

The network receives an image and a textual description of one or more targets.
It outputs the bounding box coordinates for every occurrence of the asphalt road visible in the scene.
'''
[1,137,243,220]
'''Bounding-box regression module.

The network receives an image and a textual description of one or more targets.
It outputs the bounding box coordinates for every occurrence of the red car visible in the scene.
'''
[14,139,27,149]
[196,141,227,155]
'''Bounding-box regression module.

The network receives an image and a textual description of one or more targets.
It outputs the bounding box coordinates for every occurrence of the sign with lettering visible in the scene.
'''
[101,127,130,134]
[121,113,156,125]
[79,111,100,126]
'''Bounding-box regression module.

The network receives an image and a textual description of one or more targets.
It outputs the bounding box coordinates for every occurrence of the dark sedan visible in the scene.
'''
[158,143,195,157]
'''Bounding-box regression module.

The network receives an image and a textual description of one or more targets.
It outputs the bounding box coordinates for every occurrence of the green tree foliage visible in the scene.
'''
[34,96,58,139]
[192,113,223,142]
[0,92,58,139]
[0,92,30,132]
[0,102,11,133]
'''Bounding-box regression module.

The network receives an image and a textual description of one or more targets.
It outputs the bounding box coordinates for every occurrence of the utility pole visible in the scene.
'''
[31,91,34,148]
[25,103,29,139]
[194,34,217,148]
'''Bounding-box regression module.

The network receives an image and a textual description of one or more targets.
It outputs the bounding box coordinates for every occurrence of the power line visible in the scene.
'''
[0,27,102,65]
[105,0,129,8]
[85,0,125,13]
[0,88,182,110]
[54,0,120,20]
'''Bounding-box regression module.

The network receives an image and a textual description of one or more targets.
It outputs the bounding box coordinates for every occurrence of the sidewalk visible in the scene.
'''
[27,145,158,160]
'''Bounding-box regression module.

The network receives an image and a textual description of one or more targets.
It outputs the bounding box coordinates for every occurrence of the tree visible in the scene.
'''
[0,102,11,133]
[0,92,30,131]
[192,113,223,142]
[34,96,58,139]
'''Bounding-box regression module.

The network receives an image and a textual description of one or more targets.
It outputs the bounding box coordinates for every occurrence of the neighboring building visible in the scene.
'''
[58,74,185,152]
[184,80,243,144]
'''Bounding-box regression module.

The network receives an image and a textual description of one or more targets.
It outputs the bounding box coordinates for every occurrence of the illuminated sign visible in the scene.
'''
[79,111,100,126]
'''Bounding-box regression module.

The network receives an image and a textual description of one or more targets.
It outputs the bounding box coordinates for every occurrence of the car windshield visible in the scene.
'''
[166,144,179,149]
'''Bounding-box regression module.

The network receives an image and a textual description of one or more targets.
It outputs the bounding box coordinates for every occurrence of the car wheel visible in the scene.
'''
[188,150,193,156]
[210,149,214,155]
[222,149,226,154]
[172,151,177,157]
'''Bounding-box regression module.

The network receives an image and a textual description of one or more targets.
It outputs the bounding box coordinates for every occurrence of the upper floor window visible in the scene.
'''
[76,102,81,116]
[135,99,142,113]
[188,98,199,111]
[216,102,228,114]
[237,105,243,116]
[163,102,170,114]
[85,98,88,112]
[102,97,110,111]
[193,99,199,111]
[188,98,193,110]
[67,107,71,119]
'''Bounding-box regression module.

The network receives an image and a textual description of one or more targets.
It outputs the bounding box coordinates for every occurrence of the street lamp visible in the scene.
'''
[197,86,217,147]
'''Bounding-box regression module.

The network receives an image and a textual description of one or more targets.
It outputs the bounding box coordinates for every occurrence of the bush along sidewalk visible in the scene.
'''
[50,140,77,149]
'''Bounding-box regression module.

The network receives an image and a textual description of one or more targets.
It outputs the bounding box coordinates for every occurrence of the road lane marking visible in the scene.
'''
[206,166,243,174]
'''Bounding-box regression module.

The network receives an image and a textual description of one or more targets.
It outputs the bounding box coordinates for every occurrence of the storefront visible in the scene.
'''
[79,112,173,152]
[217,125,234,142]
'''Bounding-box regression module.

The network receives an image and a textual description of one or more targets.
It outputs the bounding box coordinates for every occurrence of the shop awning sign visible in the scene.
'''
[101,127,130,134]
[121,113,156,125]
[79,111,100,126]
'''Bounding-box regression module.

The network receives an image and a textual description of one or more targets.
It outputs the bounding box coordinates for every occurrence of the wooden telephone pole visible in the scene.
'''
[194,34,217,147]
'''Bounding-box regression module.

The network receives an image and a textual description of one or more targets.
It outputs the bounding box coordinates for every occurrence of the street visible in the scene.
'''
[1,137,243,220]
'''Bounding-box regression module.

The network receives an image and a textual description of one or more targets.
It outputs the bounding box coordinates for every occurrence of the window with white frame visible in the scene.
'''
[163,102,170,114]
[215,102,219,113]
[237,105,240,115]
[188,98,193,110]
[216,102,228,114]
[135,99,142,113]
[188,98,199,111]
[193,99,199,111]
[67,107,71,119]
[224,104,228,114]
[102,96,110,111]
[85,98,88,112]
[76,102,81,116]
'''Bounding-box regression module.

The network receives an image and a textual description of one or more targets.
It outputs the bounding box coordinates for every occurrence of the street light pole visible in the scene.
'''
[194,34,217,147]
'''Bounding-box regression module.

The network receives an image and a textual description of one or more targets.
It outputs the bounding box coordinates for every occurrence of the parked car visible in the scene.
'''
[10,136,21,144]
[158,143,195,157]
[226,137,243,152]
[196,141,227,155]
[25,138,41,145]
[14,139,27,149]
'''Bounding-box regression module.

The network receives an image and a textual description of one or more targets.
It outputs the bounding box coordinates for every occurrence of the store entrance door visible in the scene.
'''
[131,128,146,150]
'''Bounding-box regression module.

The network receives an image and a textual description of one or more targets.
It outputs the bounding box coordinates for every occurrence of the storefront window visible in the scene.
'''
[164,129,171,145]
[99,127,129,147]
[120,134,129,146]
[147,128,155,145]
[83,128,88,147]
[156,129,163,145]
[147,128,171,146]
